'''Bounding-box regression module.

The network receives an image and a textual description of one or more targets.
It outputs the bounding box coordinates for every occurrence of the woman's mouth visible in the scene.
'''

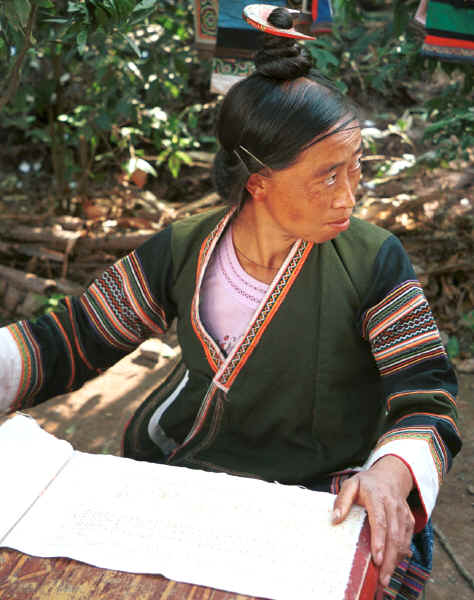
[328,217,351,230]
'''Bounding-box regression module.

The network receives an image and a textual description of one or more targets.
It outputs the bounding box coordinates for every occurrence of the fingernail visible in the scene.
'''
[376,551,383,565]
[382,575,390,587]
[332,508,341,522]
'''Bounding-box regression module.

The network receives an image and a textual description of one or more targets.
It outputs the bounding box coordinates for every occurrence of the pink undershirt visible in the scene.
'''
[200,224,268,355]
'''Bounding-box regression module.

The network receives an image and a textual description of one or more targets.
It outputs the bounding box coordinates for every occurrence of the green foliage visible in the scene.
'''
[307,0,472,163]
[32,293,65,317]
[0,0,213,196]
[1,0,471,199]
[446,335,460,359]
[307,1,425,96]
[421,81,474,163]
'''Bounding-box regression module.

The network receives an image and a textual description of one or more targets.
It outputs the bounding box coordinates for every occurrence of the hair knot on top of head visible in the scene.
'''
[212,4,358,206]
[267,6,293,29]
[254,7,312,80]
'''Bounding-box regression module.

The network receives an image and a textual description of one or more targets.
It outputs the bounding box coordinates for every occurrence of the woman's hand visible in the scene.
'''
[332,455,415,588]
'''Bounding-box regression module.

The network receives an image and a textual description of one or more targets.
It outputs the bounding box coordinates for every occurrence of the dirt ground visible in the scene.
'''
[19,330,474,600]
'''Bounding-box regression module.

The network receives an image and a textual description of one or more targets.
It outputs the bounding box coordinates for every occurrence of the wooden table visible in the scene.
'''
[0,549,260,600]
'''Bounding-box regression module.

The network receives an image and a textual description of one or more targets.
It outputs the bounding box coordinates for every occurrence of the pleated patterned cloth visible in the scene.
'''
[422,0,474,64]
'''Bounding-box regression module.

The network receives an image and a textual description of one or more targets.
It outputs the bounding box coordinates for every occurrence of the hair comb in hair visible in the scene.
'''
[243,4,316,40]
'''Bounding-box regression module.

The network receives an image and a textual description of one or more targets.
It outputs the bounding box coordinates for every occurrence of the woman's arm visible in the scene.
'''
[334,234,461,587]
[0,227,176,412]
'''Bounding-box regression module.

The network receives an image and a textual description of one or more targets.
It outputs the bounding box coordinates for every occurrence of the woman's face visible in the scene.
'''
[249,120,362,244]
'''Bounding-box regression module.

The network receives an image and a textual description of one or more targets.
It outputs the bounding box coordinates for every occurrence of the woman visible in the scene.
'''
[0,7,460,598]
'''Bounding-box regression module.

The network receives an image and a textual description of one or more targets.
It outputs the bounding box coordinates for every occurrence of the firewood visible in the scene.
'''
[0,264,84,299]
[79,231,156,251]
[3,285,22,312]
[2,225,84,251]
[0,264,56,294]
[174,192,222,218]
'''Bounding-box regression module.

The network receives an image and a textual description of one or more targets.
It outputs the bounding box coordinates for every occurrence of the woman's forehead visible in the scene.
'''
[306,117,360,149]
[298,122,362,165]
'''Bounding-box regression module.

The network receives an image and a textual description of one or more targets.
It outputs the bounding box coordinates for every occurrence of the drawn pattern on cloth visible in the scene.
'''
[7,321,43,408]
[375,425,447,484]
[217,240,313,389]
[80,251,167,352]
[362,281,446,376]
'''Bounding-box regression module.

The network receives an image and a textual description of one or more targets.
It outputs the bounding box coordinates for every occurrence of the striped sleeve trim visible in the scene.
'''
[65,297,96,372]
[393,411,460,439]
[6,322,43,408]
[49,312,76,392]
[362,280,446,376]
[0,327,23,413]
[79,251,167,352]
[374,425,447,484]
[387,388,456,411]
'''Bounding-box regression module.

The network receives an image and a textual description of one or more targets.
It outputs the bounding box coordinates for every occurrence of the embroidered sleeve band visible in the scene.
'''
[80,251,167,352]
[362,280,446,377]
[2,237,174,408]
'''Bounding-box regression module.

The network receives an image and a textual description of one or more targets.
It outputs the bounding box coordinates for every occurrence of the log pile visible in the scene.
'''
[0,192,222,324]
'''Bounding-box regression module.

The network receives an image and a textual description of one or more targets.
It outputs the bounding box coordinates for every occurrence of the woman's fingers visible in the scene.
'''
[364,489,387,567]
[332,463,416,588]
[332,476,359,523]
[379,499,415,586]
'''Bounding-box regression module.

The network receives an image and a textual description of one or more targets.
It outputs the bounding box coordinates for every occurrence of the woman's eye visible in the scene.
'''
[350,158,362,172]
[325,173,337,186]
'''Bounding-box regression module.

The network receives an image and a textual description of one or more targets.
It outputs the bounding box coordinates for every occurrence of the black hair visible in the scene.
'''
[212,6,358,206]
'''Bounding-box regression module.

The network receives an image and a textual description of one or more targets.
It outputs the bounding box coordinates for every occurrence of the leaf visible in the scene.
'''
[120,33,141,57]
[308,47,339,72]
[446,336,460,359]
[133,0,158,12]
[13,0,31,28]
[174,150,192,166]
[462,310,474,331]
[168,153,181,178]
[156,149,171,164]
[76,30,87,54]
[125,157,157,176]
[94,112,112,131]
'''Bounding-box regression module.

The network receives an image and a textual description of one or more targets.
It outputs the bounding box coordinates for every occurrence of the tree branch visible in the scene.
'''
[0,3,38,112]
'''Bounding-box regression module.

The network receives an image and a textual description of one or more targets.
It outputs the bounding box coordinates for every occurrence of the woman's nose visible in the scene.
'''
[333,176,356,209]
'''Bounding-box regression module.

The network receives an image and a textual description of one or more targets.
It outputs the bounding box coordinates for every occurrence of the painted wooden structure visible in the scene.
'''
[0,549,259,600]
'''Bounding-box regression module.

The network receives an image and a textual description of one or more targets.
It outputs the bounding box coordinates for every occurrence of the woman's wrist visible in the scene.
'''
[369,454,414,499]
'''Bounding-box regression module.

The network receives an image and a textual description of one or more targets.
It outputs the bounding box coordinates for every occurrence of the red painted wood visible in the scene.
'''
[344,518,379,600]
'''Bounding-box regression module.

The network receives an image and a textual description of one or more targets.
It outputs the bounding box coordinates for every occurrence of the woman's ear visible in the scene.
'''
[246,172,269,201]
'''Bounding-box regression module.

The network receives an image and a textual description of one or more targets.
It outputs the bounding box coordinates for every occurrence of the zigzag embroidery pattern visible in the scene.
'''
[8,321,43,408]
[363,281,445,376]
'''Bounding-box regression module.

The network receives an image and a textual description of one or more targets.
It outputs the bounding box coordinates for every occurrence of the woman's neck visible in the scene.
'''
[231,201,296,284]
